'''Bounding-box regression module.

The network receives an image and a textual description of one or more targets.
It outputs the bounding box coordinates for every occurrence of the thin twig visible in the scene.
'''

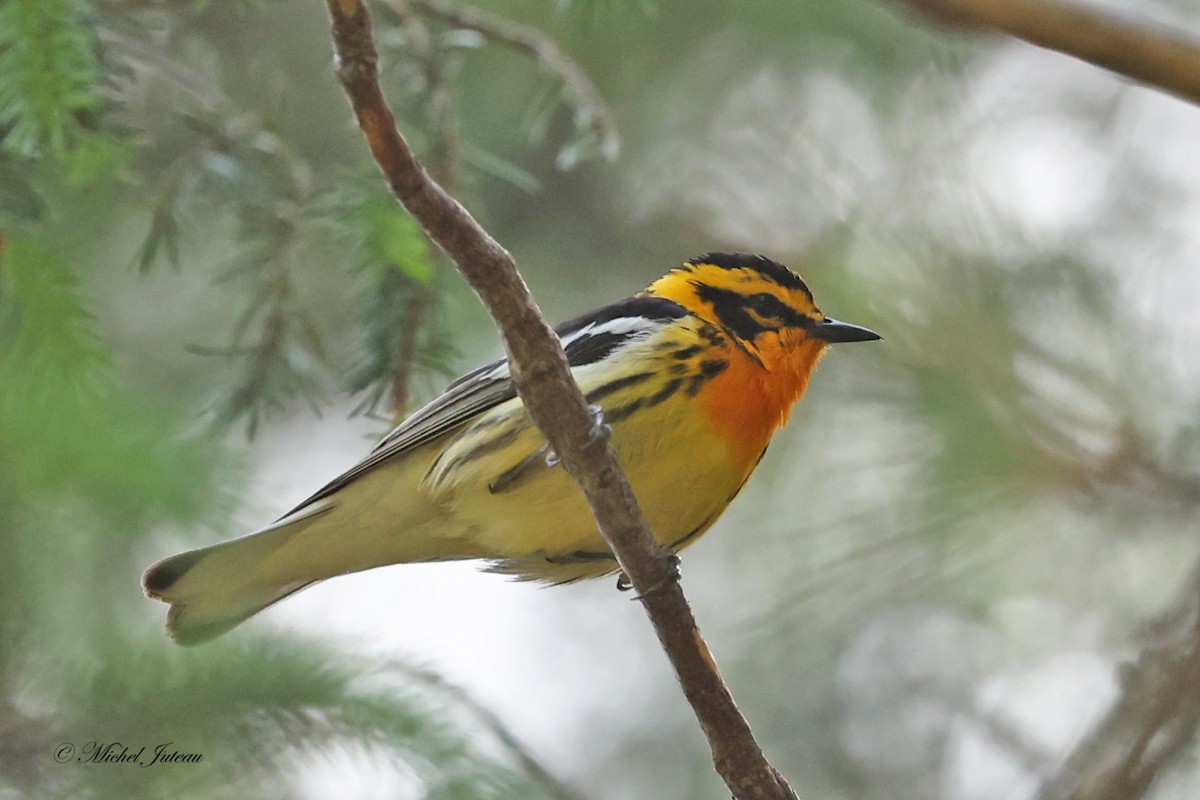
[378,0,455,419]
[320,1,795,797]
[1037,435,1200,800]
[386,0,461,187]
[406,0,619,160]
[893,0,1200,106]
[389,287,426,418]
[1035,559,1200,800]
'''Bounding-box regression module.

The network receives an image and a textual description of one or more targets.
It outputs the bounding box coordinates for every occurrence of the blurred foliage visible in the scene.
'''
[4,0,1200,799]
[0,0,102,159]
[0,236,110,393]
[0,0,615,798]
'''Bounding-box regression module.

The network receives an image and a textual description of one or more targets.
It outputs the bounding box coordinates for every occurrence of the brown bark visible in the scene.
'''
[895,0,1200,105]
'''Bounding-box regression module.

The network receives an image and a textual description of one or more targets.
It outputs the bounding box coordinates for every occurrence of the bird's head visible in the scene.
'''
[646,253,880,372]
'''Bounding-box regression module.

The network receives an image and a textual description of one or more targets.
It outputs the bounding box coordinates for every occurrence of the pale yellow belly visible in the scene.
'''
[432,397,758,582]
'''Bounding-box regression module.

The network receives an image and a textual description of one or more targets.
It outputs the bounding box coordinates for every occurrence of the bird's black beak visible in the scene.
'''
[812,317,881,343]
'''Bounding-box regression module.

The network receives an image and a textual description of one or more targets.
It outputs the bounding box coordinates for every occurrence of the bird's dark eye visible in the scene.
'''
[747,293,785,318]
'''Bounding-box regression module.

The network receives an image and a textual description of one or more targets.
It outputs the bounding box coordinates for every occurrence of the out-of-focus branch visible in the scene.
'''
[389,287,426,418]
[894,0,1200,106]
[320,2,794,798]
[1036,561,1200,800]
[406,0,619,160]
[395,659,588,800]
[382,1,457,419]
[1026,428,1200,800]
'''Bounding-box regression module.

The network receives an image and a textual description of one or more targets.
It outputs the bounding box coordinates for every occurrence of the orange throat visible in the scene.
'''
[700,338,828,464]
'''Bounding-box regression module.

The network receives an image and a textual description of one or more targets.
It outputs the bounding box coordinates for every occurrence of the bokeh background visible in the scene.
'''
[3,1,1200,799]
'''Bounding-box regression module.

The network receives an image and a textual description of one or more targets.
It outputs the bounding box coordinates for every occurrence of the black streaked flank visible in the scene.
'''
[597,377,683,421]
[671,344,705,361]
[603,399,645,424]
[600,372,696,423]
[587,371,656,403]
[687,359,728,396]
[688,252,814,302]
[647,377,684,406]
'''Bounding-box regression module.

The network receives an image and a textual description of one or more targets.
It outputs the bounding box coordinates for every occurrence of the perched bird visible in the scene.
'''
[143,253,880,644]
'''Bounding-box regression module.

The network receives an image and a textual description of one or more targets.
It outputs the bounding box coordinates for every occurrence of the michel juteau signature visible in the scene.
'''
[56,741,202,767]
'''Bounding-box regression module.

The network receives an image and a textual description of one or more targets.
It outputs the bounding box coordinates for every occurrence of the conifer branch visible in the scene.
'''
[405,0,619,161]
[886,3,1200,797]
[321,1,796,797]
[1036,438,1200,800]
[1035,561,1200,800]
[379,0,457,419]
[894,0,1200,106]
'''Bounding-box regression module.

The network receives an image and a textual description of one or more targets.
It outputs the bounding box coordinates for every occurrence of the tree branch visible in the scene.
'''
[893,0,1200,106]
[320,2,796,797]
[1035,560,1200,800]
[1030,434,1200,800]
[406,0,619,161]
[380,0,456,419]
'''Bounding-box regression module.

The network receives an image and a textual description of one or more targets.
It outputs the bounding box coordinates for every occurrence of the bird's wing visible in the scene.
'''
[277,294,688,518]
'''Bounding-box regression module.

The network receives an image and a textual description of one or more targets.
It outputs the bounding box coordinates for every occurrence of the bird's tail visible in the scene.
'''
[142,505,331,646]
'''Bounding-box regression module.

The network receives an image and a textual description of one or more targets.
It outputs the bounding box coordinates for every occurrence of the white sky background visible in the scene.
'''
[189,31,1200,800]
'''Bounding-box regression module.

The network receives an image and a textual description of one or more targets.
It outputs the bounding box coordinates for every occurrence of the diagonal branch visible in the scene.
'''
[320,1,796,798]
[893,0,1200,106]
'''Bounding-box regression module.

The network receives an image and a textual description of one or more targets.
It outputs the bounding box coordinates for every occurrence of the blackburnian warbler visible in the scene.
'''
[144,253,879,644]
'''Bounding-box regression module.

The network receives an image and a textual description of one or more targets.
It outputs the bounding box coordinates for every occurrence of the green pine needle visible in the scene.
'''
[0,0,103,159]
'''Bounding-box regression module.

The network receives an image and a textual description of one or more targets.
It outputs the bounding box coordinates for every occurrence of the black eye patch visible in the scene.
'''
[747,293,789,319]
[695,284,807,341]
[746,292,807,328]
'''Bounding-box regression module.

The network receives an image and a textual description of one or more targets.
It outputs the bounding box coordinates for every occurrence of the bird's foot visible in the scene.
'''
[587,404,612,442]
[615,554,681,600]
[544,406,610,467]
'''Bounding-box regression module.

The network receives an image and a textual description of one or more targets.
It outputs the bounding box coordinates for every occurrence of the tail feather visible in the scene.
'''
[144,459,465,644]
[143,505,331,646]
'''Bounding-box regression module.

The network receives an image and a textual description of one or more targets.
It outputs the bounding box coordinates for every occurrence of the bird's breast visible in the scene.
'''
[699,341,823,465]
